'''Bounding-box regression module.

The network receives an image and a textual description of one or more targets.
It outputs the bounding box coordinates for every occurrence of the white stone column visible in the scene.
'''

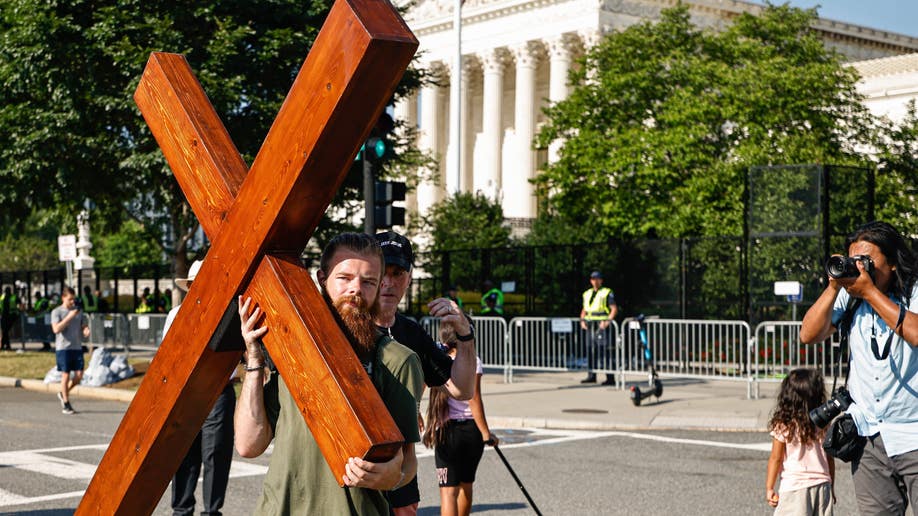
[505,42,540,220]
[445,61,460,195]
[393,94,418,218]
[457,60,474,193]
[547,35,575,164]
[548,35,574,104]
[418,65,445,215]
[478,49,506,200]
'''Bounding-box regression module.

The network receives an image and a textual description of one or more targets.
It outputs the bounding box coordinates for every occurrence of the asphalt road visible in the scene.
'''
[0,387,860,515]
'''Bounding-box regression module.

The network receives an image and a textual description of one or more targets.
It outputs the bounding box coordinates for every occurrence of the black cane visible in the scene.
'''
[487,440,543,516]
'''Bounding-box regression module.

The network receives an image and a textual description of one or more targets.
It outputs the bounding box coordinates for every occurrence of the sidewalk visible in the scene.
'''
[0,362,778,433]
[480,369,777,432]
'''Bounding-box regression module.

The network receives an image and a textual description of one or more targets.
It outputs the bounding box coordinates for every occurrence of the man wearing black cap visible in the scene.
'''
[374,231,478,515]
[580,270,618,385]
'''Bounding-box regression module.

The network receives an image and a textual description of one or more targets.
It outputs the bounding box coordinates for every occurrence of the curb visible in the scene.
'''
[0,376,136,403]
[2,376,766,432]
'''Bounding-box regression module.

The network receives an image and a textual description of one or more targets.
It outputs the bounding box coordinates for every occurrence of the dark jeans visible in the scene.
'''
[172,383,236,516]
[0,314,15,349]
[851,433,918,516]
[585,321,615,375]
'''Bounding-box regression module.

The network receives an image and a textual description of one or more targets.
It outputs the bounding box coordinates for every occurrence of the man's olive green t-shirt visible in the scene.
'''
[255,336,423,516]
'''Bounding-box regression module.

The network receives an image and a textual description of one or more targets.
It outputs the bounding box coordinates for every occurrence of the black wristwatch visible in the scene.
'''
[456,328,474,341]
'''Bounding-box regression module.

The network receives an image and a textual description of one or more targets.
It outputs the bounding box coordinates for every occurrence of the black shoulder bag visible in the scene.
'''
[822,297,867,463]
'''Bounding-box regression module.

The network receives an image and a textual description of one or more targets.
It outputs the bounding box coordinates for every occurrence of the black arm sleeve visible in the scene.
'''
[392,314,453,387]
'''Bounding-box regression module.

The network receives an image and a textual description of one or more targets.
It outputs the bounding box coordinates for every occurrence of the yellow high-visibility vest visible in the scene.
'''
[582,287,613,321]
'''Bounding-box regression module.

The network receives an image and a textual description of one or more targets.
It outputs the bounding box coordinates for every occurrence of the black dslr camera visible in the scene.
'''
[73,297,84,310]
[809,387,853,428]
[825,254,873,279]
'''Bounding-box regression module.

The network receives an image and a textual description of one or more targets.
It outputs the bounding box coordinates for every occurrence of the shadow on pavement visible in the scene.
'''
[419,502,527,515]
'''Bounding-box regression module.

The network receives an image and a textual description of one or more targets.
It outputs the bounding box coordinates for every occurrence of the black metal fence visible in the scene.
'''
[0,264,174,314]
[408,237,746,321]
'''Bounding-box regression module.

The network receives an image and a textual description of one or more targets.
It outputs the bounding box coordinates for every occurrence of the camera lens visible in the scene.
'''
[808,389,852,428]
[825,256,857,279]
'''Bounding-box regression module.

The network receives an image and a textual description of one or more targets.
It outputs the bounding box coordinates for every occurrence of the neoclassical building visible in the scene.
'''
[395,0,918,231]
[854,52,918,122]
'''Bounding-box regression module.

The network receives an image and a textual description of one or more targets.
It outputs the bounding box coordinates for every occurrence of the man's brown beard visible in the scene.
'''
[331,294,378,362]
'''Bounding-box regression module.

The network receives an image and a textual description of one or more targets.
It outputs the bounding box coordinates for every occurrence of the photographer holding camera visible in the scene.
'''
[801,221,918,516]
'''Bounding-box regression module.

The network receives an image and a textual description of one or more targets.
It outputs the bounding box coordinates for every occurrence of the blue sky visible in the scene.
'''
[752,1,918,38]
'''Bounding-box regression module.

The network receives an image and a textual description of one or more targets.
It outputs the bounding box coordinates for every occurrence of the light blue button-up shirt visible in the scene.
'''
[832,286,918,457]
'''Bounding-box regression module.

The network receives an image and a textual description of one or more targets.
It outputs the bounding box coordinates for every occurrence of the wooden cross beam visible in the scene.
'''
[76,1,417,514]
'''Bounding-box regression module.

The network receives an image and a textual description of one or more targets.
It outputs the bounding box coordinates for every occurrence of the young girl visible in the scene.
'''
[766,368,835,515]
[423,325,498,516]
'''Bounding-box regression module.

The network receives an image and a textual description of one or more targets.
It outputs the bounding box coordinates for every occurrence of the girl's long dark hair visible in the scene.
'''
[768,368,827,445]
[845,221,918,302]
[423,324,458,448]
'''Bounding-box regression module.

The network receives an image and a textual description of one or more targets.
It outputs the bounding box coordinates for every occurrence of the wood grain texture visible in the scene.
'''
[133,52,248,239]
[246,254,404,473]
[76,0,417,513]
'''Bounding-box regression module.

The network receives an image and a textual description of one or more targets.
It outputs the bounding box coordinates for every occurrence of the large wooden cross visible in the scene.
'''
[76,1,417,514]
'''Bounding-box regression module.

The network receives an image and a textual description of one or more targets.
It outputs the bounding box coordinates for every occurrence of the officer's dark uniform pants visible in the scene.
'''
[585,321,614,372]
[0,314,15,350]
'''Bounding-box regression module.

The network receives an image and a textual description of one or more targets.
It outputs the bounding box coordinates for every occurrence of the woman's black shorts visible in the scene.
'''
[434,419,485,487]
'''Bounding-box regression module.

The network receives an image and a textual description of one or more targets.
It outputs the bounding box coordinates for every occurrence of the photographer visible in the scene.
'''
[800,221,918,515]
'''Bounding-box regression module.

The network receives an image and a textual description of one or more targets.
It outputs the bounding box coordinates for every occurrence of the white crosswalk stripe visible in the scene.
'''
[0,444,268,507]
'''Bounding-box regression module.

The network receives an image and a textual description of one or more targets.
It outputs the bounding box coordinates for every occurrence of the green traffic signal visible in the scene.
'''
[365,136,394,162]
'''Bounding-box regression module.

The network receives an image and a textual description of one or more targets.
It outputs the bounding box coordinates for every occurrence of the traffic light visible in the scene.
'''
[365,112,396,163]
[365,135,395,162]
[374,180,406,228]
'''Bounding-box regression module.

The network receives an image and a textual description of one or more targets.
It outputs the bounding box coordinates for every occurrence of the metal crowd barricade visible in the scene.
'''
[87,313,130,349]
[750,321,840,399]
[619,317,753,392]
[20,312,53,348]
[125,313,168,351]
[507,317,619,383]
[420,315,509,380]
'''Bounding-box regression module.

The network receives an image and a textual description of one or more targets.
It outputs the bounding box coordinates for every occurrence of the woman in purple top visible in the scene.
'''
[422,325,498,516]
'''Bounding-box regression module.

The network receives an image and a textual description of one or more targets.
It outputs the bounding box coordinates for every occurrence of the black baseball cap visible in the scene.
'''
[375,231,413,272]
[590,270,603,279]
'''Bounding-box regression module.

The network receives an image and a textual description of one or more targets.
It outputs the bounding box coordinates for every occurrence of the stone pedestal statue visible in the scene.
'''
[73,210,95,271]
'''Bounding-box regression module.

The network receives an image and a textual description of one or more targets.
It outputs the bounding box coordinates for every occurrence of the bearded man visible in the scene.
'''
[235,233,424,515]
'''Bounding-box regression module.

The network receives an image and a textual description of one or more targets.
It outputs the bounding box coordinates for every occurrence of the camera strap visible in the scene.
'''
[834,297,862,392]
[870,303,906,361]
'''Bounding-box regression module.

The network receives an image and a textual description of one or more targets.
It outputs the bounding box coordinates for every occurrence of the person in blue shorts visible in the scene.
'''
[50,287,89,415]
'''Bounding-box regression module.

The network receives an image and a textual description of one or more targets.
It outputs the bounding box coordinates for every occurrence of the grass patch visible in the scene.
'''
[0,351,59,380]
[0,349,152,391]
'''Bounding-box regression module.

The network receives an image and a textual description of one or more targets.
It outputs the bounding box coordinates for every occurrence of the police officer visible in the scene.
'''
[479,280,504,316]
[0,287,19,350]
[0,286,21,350]
[33,291,52,351]
[580,271,618,385]
[81,286,98,313]
[136,288,154,313]
[33,291,50,313]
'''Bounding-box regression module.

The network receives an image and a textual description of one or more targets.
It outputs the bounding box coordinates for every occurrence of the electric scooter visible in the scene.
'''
[628,314,663,406]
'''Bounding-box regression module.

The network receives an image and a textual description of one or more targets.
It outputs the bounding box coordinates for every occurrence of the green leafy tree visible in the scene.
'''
[534,3,872,240]
[0,0,430,279]
[93,219,163,268]
[418,192,512,300]
[875,100,918,235]
[0,234,57,271]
